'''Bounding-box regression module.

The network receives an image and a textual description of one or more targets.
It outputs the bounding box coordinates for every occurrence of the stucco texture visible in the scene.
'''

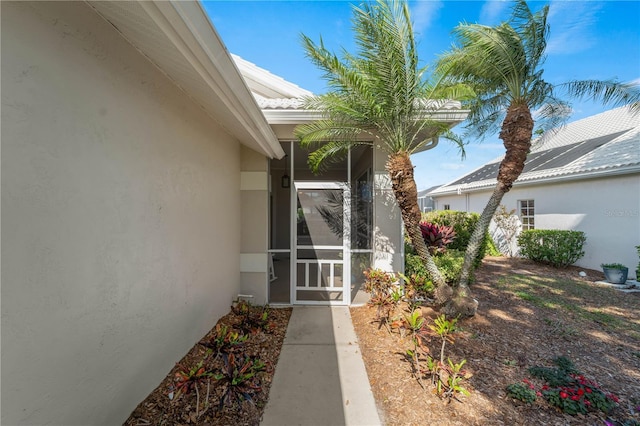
[2,2,243,424]
[433,175,640,276]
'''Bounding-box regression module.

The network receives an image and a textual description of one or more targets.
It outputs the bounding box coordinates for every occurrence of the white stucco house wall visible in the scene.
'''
[429,106,640,277]
[1,1,468,424]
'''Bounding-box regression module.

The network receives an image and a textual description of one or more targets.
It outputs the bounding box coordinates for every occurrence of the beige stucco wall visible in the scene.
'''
[240,146,269,304]
[433,174,640,277]
[1,2,246,424]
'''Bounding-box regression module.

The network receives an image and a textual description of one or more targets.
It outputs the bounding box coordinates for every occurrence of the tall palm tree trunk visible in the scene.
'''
[387,152,446,288]
[388,152,478,316]
[458,103,534,287]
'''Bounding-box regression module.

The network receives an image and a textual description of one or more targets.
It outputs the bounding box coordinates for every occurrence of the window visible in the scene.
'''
[518,199,535,230]
[443,204,450,211]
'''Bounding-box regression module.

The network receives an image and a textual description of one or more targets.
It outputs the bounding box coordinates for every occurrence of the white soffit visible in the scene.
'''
[87,0,284,159]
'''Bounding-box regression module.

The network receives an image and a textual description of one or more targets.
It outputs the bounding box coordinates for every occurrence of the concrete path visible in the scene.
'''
[261,306,382,426]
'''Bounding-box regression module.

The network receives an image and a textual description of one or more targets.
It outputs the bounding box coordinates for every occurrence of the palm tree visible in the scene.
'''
[436,0,640,288]
[294,0,477,316]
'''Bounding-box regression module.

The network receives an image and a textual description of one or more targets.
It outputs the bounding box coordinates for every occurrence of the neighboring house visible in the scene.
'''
[418,185,441,212]
[1,1,467,424]
[429,106,640,276]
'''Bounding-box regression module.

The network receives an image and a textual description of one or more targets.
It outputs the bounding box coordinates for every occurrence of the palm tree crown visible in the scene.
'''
[296,0,478,316]
[436,0,640,288]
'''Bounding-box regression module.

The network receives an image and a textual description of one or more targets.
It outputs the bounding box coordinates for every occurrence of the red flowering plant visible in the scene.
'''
[506,356,619,416]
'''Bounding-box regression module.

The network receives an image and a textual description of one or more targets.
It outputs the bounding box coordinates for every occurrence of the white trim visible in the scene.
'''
[240,171,268,191]
[240,253,267,273]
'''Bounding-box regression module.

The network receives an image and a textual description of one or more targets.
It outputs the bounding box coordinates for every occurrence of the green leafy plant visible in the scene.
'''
[200,324,248,356]
[424,315,471,401]
[508,356,619,415]
[506,382,537,403]
[173,359,213,399]
[232,301,275,334]
[419,222,456,254]
[601,263,627,269]
[214,353,266,409]
[517,230,586,267]
[421,210,495,267]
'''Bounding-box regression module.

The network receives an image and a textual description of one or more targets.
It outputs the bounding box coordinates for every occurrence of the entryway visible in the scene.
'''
[268,142,373,305]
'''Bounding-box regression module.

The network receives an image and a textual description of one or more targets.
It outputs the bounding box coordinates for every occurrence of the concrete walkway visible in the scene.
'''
[261,306,382,426]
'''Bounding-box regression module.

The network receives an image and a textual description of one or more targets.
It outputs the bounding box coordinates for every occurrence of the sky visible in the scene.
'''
[204,0,640,190]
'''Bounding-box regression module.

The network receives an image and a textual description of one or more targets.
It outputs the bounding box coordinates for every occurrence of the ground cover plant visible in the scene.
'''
[351,256,640,425]
[124,303,291,426]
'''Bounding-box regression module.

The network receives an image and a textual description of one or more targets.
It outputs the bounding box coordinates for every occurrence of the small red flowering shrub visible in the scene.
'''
[506,356,619,416]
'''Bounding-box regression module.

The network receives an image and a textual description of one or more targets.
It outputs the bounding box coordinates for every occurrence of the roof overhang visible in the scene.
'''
[430,165,640,197]
[87,0,284,159]
[261,105,469,128]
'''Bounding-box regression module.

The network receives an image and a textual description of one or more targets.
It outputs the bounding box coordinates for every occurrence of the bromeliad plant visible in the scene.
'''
[214,353,266,409]
[232,301,276,334]
[173,358,214,399]
[199,324,248,357]
[419,222,456,254]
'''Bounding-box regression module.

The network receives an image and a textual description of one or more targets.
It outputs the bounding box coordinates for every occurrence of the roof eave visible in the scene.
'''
[89,0,284,159]
[431,165,640,196]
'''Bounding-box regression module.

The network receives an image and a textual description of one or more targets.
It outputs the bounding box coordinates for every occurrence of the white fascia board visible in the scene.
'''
[262,109,324,125]
[134,1,285,159]
[263,109,469,126]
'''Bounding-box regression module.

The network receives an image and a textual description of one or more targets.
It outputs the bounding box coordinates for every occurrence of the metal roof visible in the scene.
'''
[431,106,640,195]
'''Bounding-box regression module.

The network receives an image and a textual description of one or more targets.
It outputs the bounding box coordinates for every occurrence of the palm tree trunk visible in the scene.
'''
[387,152,446,288]
[458,103,534,288]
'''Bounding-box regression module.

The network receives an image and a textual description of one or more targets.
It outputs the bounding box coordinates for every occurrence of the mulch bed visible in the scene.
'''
[351,256,640,425]
[124,305,291,426]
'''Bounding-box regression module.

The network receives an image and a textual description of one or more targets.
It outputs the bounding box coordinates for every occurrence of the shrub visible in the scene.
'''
[405,249,466,285]
[421,210,495,268]
[517,230,586,267]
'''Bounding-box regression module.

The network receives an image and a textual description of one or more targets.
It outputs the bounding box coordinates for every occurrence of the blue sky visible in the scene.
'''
[204,0,640,190]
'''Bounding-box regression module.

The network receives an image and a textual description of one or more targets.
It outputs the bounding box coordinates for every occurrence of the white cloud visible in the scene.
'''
[479,1,509,25]
[546,1,603,55]
[411,0,444,34]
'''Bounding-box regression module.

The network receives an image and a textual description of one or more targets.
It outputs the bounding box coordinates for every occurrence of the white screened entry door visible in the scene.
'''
[292,182,350,305]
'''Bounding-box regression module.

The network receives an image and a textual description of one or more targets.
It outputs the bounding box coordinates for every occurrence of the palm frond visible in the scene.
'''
[557,80,640,113]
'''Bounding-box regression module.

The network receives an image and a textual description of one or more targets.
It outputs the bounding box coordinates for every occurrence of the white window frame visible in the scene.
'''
[518,199,535,230]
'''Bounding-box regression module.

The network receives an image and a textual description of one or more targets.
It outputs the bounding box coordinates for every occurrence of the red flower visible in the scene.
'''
[585,388,592,394]
[536,391,542,397]
[577,388,584,396]
[571,395,580,401]
[560,392,569,399]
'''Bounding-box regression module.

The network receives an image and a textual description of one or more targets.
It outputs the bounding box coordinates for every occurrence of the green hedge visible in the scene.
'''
[405,249,466,285]
[517,230,586,268]
[421,210,498,267]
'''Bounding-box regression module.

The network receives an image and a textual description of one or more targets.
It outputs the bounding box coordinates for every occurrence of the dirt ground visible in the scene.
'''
[351,256,640,426]
[123,306,292,426]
